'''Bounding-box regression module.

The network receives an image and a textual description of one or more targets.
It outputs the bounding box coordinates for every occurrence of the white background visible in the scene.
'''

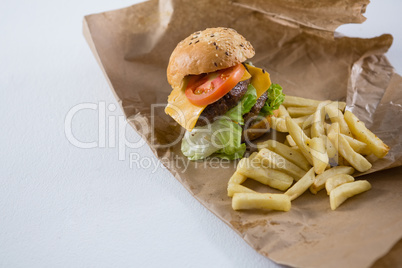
[1,0,401,267]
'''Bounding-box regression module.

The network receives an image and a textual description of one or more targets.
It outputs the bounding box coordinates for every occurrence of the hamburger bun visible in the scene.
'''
[167,27,255,89]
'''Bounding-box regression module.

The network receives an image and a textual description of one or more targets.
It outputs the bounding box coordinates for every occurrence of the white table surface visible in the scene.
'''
[1,0,401,267]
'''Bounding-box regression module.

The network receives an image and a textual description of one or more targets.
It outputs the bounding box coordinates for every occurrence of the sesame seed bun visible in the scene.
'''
[167,27,255,89]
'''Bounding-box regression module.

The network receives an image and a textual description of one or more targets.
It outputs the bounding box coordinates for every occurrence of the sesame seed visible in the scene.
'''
[215,54,218,57]
[240,44,244,47]
[214,62,218,67]
[213,42,216,46]
[262,69,265,73]
[225,52,229,56]
[210,34,214,37]
[216,46,219,50]
[189,42,192,45]
[195,40,199,44]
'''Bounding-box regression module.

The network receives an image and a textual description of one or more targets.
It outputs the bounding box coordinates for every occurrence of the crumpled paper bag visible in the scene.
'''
[83,0,402,267]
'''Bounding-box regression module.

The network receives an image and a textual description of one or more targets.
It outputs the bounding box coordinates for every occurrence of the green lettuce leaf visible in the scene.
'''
[260,83,285,116]
[225,84,257,125]
[181,83,284,160]
[181,118,245,160]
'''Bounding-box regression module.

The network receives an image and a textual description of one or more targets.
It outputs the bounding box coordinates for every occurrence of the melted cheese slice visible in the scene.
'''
[245,64,271,98]
[165,66,270,131]
[165,79,204,132]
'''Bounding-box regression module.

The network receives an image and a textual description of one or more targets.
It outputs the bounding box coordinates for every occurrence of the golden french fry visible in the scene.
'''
[228,171,247,185]
[337,101,347,112]
[310,166,355,194]
[271,117,288,132]
[285,168,315,201]
[285,117,314,165]
[227,183,256,197]
[325,174,355,195]
[326,123,342,166]
[344,111,389,158]
[287,106,317,117]
[341,134,371,155]
[327,122,340,148]
[282,95,322,108]
[286,134,297,147]
[232,193,291,211]
[257,140,311,171]
[292,115,311,127]
[278,105,290,118]
[236,158,293,191]
[325,102,352,136]
[307,136,329,174]
[324,135,337,159]
[256,148,307,180]
[311,101,331,138]
[327,124,372,172]
[330,180,371,210]
[301,114,314,130]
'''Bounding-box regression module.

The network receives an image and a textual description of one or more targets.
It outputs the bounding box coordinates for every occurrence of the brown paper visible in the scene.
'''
[83,1,402,267]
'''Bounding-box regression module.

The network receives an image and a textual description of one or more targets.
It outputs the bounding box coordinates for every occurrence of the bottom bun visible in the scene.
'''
[242,109,279,141]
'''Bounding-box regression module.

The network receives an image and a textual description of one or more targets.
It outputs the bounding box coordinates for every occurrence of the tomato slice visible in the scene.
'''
[185,64,246,106]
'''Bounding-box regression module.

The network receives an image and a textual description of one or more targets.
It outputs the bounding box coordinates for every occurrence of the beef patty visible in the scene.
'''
[195,79,250,127]
[243,91,268,125]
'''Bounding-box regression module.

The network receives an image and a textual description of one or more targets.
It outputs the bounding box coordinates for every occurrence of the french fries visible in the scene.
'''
[311,101,331,138]
[285,168,315,201]
[342,134,370,155]
[270,117,288,132]
[324,135,338,160]
[344,111,390,158]
[286,134,297,147]
[325,102,352,136]
[329,180,371,210]
[257,140,311,171]
[282,95,322,108]
[278,105,290,117]
[336,101,347,112]
[292,115,311,128]
[287,106,317,117]
[285,117,313,165]
[310,166,355,194]
[301,114,314,129]
[327,123,372,172]
[236,158,293,191]
[228,171,247,185]
[307,136,329,174]
[325,174,355,195]
[232,193,291,211]
[227,95,389,212]
[228,183,256,197]
[256,148,307,180]
[270,105,290,132]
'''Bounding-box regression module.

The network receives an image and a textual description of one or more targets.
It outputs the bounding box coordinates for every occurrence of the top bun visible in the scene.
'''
[167,27,255,89]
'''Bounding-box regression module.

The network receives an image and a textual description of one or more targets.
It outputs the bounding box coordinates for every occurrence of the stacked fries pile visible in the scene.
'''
[228,96,389,211]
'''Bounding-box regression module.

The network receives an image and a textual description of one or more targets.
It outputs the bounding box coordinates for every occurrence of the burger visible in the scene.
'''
[165,27,284,160]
